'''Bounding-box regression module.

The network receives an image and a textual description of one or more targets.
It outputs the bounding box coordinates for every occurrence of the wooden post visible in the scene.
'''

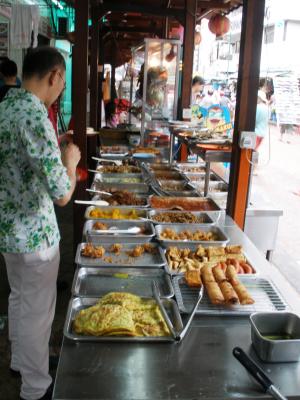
[180,0,196,112]
[90,5,99,131]
[73,0,89,253]
[88,4,99,173]
[98,34,104,129]
[111,45,116,100]
[179,0,196,161]
[226,0,265,229]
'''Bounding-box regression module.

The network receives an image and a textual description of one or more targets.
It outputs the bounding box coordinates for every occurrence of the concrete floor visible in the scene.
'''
[251,124,300,292]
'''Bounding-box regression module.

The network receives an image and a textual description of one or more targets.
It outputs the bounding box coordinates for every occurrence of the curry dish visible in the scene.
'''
[89,208,140,220]
[73,292,170,337]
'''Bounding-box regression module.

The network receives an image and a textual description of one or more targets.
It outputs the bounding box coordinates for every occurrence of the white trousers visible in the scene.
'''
[3,245,60,400]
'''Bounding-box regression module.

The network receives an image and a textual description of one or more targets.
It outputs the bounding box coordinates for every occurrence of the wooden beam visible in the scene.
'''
[73,0,89,253]
[227,0,265,229]
[100,25,161,34]
[197,0,232,8]
[98,2,185,21]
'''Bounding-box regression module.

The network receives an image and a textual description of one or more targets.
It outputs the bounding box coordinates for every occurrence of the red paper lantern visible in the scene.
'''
[194,31,202,45]
[208,14,230,37]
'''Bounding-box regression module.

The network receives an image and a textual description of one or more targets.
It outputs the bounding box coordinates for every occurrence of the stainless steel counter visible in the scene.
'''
[53,221,300,400]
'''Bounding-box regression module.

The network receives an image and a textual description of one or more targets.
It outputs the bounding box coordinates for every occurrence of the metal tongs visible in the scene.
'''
[152,281,203,342]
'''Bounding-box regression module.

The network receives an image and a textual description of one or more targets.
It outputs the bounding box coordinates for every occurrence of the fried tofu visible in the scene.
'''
[185,270,202,288]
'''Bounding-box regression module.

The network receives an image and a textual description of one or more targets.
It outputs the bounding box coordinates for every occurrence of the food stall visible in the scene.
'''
[62,1,300,399]
[53,156,300,400]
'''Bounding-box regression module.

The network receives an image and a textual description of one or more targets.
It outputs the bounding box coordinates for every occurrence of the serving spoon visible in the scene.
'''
[74,200,109,206]
[92,157,122,165]
[86,188,113,196]
[91,226,141,235]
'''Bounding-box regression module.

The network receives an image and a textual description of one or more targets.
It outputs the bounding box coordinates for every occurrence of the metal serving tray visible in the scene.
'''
[64,296,183,342]
[156,190,200,198]
[149,196,222,212]
[100,145,129,155]
[91,193,150,208]
[84,206,148,220]
[157,179,197,192]
[154,171,187,181]
[83,219,155,244]
[155,224,229,250]
[175,163,206,173]
[161,247,258,276]
[173,276,287,316]
[148,210,215,225]
[184,172,220,182]
[92,181,150,194]
[76,243,166,268]
[96,165,142,174]
[72,267,174,298]
[94,172,144,184]
[148,165,177,172]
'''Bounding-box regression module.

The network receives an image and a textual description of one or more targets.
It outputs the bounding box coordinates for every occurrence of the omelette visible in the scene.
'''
[73,292,170,337]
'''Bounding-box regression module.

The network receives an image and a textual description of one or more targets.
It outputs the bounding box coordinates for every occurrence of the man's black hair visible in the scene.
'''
[192,76,205,86]
[105,101,116,122]
[22,46,65,80]
[0,59,17,78]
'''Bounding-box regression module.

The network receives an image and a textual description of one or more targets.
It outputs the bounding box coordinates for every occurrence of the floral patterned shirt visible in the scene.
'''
[0,89,71,253]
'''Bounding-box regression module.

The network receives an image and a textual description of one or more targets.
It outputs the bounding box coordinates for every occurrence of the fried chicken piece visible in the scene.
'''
[109,243,123,255]
[93,222,108,230]
[81,243,105,258]
[127,245,145,257]
[142,243,155,253]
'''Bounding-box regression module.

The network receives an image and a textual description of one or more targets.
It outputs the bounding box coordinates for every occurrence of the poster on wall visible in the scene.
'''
[0,22,9,57]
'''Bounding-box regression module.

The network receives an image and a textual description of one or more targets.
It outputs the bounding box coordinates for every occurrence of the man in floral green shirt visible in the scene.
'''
[0,47,80,400]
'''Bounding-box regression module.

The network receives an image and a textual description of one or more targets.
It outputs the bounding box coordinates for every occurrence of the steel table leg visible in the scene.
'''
[204,161,210,196]
[169,131,175,164]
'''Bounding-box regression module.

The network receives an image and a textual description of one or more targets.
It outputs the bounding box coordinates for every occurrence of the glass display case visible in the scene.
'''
[130,38,181,157]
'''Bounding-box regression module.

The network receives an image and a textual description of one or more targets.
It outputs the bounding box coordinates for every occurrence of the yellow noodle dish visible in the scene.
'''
[73,292,170,337]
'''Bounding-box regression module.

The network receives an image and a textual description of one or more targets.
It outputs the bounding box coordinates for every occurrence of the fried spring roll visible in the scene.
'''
[205,282,225,305]
[201,265,215,284]
[219,281,239,305]
[230,279,254,305]
[212,264,227,283]
[225,264,237,281]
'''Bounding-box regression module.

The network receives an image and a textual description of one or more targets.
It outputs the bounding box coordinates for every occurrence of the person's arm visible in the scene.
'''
[20,112,80,206]
[55,143,80,207]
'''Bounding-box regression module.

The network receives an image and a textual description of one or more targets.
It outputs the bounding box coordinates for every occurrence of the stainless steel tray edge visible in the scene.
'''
[83,219,155,243]
[84,206,149,220]
[72,267,175,298]
[172,275,288,316]
[155,224,230,249]
[161,246,259,276]
[64,296,183,342]
[75,243,166,268]
[148,210,215,225]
